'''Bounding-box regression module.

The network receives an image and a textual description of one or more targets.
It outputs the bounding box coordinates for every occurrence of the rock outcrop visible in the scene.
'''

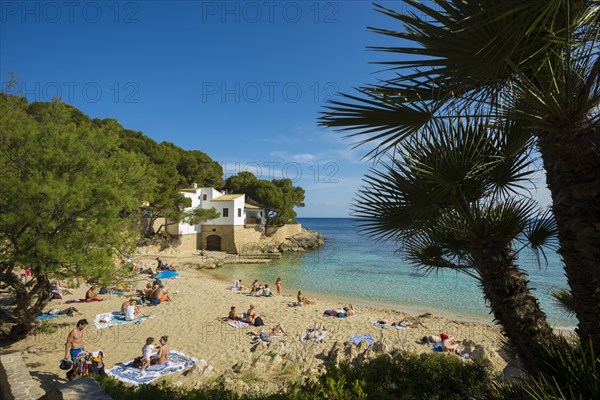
[278,229,325,252]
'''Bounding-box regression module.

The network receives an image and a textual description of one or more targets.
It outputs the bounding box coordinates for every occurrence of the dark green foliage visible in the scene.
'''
[305,351,491,400]
[0,92,223,337]
[549,288,576,316]
[493,338,599,400]
[95,119,223,236]
[224,172,305,228]
[0,93,152,337]
[96,376,242,400]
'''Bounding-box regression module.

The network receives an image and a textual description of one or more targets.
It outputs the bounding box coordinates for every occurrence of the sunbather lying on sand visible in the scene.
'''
[378,316,424,328]
[440,333,461,353]
[250,323,288,338]
[297,291,315,305]
[228,306,242,320]
[324,305,355,317]
[305,322,327,339]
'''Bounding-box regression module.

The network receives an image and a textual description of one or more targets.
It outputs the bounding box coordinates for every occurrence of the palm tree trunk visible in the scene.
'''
[537,129,600,356]
[471,240,554,374]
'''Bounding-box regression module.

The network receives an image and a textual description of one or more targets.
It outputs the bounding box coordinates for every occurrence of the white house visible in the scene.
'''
[166,186,265,253]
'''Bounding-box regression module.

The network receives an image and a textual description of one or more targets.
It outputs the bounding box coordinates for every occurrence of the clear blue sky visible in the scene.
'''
[0,1,551,216]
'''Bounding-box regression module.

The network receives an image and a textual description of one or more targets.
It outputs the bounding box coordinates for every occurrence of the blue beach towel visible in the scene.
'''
[350,334,374,347]
[154,271,180,280]
[35,314,59,320]
[94,312,154,329]
[107,350,197,385]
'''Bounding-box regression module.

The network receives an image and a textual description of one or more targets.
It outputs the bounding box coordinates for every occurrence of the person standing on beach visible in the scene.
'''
[275,278,282,295]
[64,319,88,361]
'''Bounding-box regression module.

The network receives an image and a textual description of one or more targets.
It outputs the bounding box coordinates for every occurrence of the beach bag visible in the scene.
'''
[259,332,272,342]
[254,316,264,327]
[59,359,72,371]
[99,286,108,294]
[89,353,106,376]
[132,356,144,368]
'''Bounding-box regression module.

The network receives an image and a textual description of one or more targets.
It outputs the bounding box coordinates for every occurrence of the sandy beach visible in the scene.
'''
[4,250,508,393]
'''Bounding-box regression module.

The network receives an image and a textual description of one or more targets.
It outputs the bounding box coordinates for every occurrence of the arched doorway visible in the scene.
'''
[206,235,222,251]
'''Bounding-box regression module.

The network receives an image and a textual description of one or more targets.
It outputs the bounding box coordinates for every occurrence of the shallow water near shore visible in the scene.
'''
[208,217,576,328]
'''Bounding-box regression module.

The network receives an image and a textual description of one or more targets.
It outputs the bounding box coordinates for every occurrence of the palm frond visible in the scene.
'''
[549,288,576,316]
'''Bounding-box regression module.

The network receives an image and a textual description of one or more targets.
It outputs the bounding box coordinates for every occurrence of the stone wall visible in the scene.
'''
[266,224,302,243]
[0,352,44,400]
[200,225,237,253]
[172,223,309,255]
[171,233,198,253]
[233,225,265,254]
[40,377,112,400]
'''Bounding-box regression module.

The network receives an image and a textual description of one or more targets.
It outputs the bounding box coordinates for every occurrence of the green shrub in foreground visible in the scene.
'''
[303,351,492,400]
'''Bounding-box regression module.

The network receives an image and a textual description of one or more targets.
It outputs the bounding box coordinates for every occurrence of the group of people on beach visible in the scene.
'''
[228,304,263,326]
[137,279,173,304]
[63,317,170,378]
[245,278,283,296]
[134,335,170,373]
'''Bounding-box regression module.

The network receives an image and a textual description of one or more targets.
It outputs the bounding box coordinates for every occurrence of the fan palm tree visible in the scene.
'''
[320,0,600,355]
[356,118,557,373]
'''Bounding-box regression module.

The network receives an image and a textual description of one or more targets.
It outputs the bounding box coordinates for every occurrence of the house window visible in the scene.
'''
[203,194,207,201]
[223,208,229,217]
[238,208,242,217]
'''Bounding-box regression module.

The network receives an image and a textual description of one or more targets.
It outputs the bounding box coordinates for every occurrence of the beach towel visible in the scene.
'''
[250,331,285,344]
[94,312,154,329]
[370,321,410,330]
[228,320,250,329]
[350,334,374,347]
[35,314,60,320]
[65,298,104,304]
[153,271,180,280]
[301,328,327,343]
[107,350,196,385]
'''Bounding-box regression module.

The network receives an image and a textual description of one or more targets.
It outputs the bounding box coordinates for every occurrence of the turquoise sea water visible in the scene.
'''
[208,218,576,328]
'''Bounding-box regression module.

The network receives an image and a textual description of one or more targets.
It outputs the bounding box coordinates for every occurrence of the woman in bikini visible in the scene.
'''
[297,291,315,305]
[246,305,258,324]
[150,335,170,365]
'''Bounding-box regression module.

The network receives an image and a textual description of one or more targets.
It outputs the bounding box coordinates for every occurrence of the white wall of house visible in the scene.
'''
[172,188,249,235]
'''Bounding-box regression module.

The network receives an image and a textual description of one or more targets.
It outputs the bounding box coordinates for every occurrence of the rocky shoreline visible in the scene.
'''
[136,228,325,270]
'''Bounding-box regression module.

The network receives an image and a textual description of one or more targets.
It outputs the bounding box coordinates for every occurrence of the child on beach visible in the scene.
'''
[141,337,155,371]
[275,278,282,295]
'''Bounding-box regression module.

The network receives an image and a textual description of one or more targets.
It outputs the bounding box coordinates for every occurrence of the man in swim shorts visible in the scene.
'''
[64,319,88,361]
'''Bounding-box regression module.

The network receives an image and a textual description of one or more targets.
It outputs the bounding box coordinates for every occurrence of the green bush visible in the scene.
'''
[492,338,599,400]
[35,320,58,335]
[96,376,242,400]
[299,351,492,400]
